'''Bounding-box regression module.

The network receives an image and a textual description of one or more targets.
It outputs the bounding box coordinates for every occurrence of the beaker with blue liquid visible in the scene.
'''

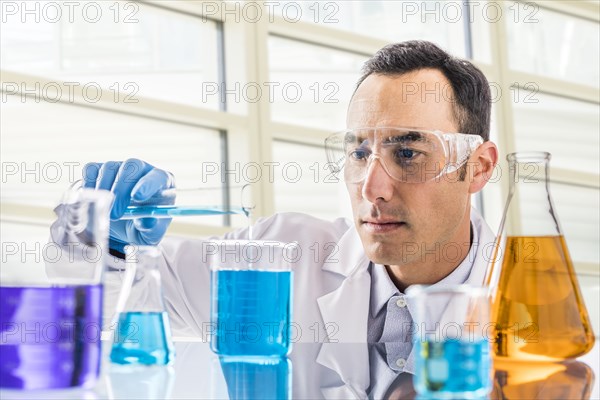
[110,246,175,365]
[406,284,492,399]
[207,240,298,357]
[0,188,113,390]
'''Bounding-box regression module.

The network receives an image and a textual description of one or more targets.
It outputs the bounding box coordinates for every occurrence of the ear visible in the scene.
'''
[468,141,498,194]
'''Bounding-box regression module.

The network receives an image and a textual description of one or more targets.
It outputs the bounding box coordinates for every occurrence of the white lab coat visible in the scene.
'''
[104,207,495,346]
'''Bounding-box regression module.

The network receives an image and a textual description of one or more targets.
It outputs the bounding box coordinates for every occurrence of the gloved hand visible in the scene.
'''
[82,159,175,254]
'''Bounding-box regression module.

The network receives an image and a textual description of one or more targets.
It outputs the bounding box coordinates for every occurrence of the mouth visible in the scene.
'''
[360,219,407,233]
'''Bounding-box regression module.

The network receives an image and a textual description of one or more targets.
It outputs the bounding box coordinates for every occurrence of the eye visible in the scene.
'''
[396,148,417,160]
[392,147,425,166]
[348,148,370,161]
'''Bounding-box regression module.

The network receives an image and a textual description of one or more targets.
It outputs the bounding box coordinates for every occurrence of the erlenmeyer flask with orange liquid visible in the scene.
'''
[485,152,595,362]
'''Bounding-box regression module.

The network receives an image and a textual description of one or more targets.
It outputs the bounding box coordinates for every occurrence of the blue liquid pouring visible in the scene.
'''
[414,339,491,399]
[211,270,293,356]
[0,284,103,389]
[121,205,246,219]
[110,311,175,365]
[220,356,291,400]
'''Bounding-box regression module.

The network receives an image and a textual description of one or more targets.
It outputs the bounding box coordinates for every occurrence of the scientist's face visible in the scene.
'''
[346,69,473,266]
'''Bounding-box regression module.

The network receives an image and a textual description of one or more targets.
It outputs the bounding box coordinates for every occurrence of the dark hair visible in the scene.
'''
[355,40,491,141]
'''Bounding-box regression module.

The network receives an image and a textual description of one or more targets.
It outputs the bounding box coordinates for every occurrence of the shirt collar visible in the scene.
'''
[428,221,479,289]
[368,222,479,318]
[369,262,400,318]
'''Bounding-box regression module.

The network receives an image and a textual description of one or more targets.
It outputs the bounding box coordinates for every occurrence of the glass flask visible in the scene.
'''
[1,187,113,390]
[485,152,595,361]
[110,246,175,365]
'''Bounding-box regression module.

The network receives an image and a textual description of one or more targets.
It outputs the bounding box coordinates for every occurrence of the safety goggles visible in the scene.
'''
[325,127,483,184]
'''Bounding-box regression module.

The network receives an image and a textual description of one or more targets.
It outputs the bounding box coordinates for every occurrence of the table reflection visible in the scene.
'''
[491,359,595,400]
[174,342,597,400]
[219,357,291,400]
[0,341,597,399]
[106,365,174,399]
[378,372,417,400]
[376,360,595,400]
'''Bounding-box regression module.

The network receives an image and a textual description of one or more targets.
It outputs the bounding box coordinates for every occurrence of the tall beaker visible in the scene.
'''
[207,240,297,356]
[485,152,595,361]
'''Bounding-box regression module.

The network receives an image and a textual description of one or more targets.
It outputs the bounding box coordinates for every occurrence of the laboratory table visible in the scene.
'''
[1,339,598,400]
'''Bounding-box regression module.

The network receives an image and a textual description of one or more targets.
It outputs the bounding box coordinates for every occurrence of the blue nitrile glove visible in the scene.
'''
[82,159,175,254]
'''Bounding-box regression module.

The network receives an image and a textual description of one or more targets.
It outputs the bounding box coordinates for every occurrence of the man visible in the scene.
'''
[70,40,497,393]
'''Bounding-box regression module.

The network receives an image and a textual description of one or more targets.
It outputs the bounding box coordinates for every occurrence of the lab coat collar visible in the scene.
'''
[317,224,371,342]
[322,223,368,277]
[315,224,372,395]
[317,227,371,399]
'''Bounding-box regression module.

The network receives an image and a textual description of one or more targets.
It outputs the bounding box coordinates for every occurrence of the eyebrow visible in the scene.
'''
[344,130,429,146]
[382,131,427,144]
[344,133,363,144]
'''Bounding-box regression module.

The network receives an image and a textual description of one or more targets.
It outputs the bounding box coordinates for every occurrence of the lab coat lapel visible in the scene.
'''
[317,225,370,342]
[317,343,370,400]
[320,385,361,400]
[315,227,371,399]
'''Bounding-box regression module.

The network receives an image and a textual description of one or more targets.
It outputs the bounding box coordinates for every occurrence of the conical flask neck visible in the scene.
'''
[508,152,550,192]
[505,152,561,237]
[122,246,167,313]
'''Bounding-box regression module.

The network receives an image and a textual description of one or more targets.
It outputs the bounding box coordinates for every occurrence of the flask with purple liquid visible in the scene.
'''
[0,188,113,390]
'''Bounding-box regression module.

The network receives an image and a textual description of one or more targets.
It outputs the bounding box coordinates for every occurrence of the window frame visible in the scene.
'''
[1,0,598,271]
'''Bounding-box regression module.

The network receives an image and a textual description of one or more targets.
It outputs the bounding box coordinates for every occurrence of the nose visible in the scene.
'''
[361,156,395,203]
